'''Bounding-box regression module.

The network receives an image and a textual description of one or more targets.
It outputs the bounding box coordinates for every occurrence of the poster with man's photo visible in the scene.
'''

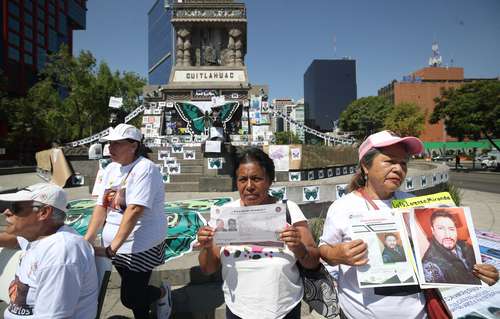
[410,207,483,288]
[349,209,418,288]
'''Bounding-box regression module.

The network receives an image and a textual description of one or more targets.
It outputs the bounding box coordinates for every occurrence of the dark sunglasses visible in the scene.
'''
[0,201,45,215]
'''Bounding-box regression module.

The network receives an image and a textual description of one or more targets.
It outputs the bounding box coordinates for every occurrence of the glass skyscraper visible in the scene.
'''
[1,0,87,95]
[148,0,173,85]
[304,59,357,131]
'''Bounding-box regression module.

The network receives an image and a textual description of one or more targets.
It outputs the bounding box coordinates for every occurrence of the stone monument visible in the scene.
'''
[144,0,250,142]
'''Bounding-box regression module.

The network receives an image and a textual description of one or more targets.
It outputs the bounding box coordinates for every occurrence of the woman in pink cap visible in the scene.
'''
[319,130,498,319]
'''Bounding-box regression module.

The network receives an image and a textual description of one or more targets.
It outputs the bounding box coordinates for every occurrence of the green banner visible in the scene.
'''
[65,197,232,261]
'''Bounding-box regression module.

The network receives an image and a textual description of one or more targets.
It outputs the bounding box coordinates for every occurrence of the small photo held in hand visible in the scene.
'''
[378,232,407,264]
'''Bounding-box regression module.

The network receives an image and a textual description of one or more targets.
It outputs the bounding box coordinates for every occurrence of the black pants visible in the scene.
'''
[116,266,162,319]
[225,302,301,319]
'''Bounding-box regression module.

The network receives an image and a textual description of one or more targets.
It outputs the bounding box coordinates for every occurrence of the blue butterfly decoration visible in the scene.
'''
[174,101,240,135]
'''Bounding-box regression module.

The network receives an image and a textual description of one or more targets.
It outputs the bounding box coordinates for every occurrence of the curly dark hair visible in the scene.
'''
[234,147,275,182]
[430,210,457,228]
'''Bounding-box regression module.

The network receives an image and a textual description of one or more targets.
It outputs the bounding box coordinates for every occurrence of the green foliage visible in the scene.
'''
[438,182,463,206]
[383,102,425,137]
[339,96,394,139]
[274,131,302,144]
[6,46,146,148]
[430,81,500,151]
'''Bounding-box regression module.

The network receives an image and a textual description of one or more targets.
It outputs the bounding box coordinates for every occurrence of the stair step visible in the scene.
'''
[166,182,200,192]
[170,173,203,183]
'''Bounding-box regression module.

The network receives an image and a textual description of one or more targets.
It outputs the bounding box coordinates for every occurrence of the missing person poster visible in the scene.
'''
[349,209,418,288]
[209,203,286,246]
[438,232,500,318]
[410,207,483,288]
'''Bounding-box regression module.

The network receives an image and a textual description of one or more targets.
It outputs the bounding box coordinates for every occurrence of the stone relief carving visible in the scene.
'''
[227,28,243,66]
[176,28,192,67]
[174,8,245,19]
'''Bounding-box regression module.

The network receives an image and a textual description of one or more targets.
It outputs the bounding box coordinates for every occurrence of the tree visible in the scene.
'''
[430,81,500,151]
[384,102,425,137]
[274,131,302,145]
[5,46,146,162]
[34,46,146,141]
[339,96,393,139]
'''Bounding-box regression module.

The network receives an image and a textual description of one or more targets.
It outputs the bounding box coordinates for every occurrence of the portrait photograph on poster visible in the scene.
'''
[410,207,483,287]
[349,210,417,288]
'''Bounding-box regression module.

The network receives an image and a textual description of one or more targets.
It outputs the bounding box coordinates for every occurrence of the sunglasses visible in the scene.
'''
[0,201,46,216]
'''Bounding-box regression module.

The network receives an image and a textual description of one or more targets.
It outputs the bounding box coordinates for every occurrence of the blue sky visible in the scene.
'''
[74,0,500,100]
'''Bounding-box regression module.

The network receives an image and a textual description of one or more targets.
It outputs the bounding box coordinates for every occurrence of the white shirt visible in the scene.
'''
[5,226,98,319]
[320,191,427,319]
[220,199,306,319]
[97,156,167,254]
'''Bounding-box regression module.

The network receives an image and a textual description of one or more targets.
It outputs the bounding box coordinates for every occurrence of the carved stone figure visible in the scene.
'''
[227,28,244,66]
[176,28,192,66]
[204,45,216,65]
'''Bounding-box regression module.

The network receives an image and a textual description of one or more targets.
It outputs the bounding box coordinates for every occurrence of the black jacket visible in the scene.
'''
[422,238,480,285]
[382,245,406,263]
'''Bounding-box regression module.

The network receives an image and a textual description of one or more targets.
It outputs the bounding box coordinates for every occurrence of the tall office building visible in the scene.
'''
[378,66,498,142]
[290,98,305,143]
[148,0,173,85]
[304,59,357,131]
[1,0,87,95]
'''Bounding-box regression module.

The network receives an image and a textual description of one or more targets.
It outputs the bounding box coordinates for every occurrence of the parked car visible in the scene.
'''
[480,150,500,170]
[476,154,490,162]
[431,155,454,162]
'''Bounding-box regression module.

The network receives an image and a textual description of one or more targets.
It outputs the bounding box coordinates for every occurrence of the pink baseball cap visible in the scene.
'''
[358,130,424,161]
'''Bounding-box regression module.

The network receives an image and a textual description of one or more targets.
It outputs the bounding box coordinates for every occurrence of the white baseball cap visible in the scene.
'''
[100,124,142,142]
[0,183,69,212]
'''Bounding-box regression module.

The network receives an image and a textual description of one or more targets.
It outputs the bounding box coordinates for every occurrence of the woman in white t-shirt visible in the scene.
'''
[84,124,171,319]
[319,130,499,319]
[197,147,320,319]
